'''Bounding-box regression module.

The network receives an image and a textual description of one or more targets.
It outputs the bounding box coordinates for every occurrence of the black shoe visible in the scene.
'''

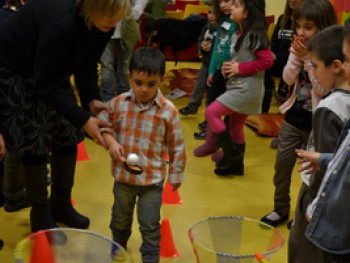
[215,163,244,176]
[179,106,198,116]
[51,202,90,229]
[260,211,289,227]
[198,120,207,131]
[4,197,30,213]
[194,131,206,140]
[0,239,3,250]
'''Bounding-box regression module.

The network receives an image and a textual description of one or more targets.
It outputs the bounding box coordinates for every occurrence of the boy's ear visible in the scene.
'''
[333,59,343,74]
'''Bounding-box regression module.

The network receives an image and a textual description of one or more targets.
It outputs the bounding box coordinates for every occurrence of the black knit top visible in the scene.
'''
[0,0,114,127]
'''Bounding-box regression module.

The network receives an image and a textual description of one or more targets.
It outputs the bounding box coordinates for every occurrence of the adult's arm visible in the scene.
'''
[33,26,91,128]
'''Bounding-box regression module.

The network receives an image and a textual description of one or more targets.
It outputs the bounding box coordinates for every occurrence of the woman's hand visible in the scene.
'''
[88,100,110,116]
[221,60,239,78]
[83,117,112,149]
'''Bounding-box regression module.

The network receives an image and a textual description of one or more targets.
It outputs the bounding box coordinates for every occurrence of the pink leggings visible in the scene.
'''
[206,100,247,144]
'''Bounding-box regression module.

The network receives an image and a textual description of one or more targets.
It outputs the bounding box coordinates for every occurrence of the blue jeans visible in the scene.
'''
[100,39,132,102]
[110,181,163,263]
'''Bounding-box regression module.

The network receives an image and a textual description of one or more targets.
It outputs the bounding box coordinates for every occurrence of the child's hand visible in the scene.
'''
[296,149,321,174]
[171,183,181,191]
[221,60,239,78]
[0,134,6,159]
[207,74,214,87]
[201,40,211,52]
[291,36,307,57]
[108,142,123,164]
[305,212,310,222]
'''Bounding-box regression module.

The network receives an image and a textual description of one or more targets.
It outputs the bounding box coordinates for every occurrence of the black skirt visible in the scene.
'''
[0,66,83,156]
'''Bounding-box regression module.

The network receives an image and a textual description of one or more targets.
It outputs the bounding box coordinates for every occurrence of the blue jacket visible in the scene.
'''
[306,119,350,254]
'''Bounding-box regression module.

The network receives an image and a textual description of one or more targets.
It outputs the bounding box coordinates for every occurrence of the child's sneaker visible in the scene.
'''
[179,106,198,115]
[198,120,207,131]
[194,131,206,140]
[260,210,289,227]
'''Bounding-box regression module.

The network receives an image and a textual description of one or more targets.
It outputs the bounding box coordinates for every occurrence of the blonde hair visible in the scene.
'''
[76,0,131,30]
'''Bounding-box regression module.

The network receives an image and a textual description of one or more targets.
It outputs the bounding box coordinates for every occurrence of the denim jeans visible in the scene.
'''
[100,39,132,102]
[110,181,163,263]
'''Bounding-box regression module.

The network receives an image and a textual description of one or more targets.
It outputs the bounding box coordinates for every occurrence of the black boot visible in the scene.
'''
[3,153,29,212]
[214,131,243,171]
[215,143,245,176]
[22,162,57,232]
[49,150,90,229]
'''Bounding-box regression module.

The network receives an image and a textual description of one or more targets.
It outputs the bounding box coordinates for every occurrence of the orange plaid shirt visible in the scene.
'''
[99,90,186,186]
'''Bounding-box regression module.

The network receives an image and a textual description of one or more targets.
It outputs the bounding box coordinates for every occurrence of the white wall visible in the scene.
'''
[266,0,285,18]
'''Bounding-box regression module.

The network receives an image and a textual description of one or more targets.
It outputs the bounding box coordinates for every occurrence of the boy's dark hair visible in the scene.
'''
[307,25,344,66]
[344,18,350,44]
[129,47,165,76]
[293,0,337,33]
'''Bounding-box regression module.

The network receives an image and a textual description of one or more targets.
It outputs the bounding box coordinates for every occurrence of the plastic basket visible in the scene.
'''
[15,228,130,263]
[188,216,284,263]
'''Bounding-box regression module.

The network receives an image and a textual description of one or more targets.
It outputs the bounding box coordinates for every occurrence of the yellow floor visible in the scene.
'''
[0,61,302,263]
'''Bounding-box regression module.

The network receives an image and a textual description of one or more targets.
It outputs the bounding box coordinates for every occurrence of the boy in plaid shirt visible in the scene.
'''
[99,47,186,263]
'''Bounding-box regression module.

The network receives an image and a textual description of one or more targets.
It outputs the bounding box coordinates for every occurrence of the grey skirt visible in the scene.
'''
[0,66,83,156]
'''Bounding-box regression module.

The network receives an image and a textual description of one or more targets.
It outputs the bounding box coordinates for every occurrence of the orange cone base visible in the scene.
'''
[162,180,182,205]
[30,231,57,263]
[77,141,90,161]
[160,218,180,258]
[71,198,76,206]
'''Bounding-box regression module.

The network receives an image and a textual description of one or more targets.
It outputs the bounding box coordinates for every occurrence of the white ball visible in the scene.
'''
[126,153,140,166]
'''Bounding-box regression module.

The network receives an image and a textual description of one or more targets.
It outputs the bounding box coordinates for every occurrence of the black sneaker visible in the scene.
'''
[260,211,289,227]
[179,106,198,116]
[198,120,207,131]
[194,131,206,140]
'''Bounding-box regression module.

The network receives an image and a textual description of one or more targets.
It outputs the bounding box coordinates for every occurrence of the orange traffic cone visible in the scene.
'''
[30,231,57,263]
[77,141,90,161]
[162,179,182,204]
[160,218,180,258]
